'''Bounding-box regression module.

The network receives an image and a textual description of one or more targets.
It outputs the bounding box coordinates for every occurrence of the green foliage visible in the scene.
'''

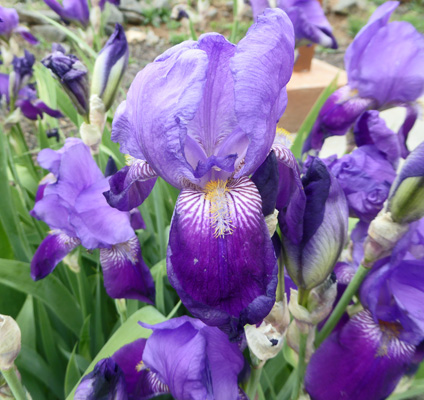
[170,32,189,45]
[141,7,171,27]
[347,15,366,37]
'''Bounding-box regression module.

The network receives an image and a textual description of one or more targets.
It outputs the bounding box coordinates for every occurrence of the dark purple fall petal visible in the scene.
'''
[168,177,278,338]
[100,237,155,304]
[251,150,279,216]
[31,232,80,280]
[104,161,157,211]
[303,86,374,153]
[75,358,128,400]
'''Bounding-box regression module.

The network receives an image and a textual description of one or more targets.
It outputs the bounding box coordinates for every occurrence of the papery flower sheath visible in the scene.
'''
[250,0,337,49]
[43,0,90,27]
[30,138,155,304]
[77,316,245,399]
[107,9,295,338]
[0,6,38,45]
[303,1,424,154]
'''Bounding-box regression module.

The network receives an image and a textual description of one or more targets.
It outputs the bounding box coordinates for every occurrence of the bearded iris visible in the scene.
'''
[303,1,424,154]
[107,9,295,338]
[250,0,337,49]
[30,138,155,304]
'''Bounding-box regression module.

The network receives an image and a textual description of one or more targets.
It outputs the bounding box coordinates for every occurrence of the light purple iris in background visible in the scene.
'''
[43,0,90,27]
[250,0,337,49]
[76,316,246,400]
[30,138,155,304]
[0,6,38,45]
[107,9,295,338]
[303,1,424,154]
[43,0,120,27]
[0,74,62,120]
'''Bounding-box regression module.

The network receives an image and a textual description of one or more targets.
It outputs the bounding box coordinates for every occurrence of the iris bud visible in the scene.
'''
[279,157,349,290]
[91,24,129,112]
[388,142,424,224]
[42,44,89,117]
[0,315,21,371]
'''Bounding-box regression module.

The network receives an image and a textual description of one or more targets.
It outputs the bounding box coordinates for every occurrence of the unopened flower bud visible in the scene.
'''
[363,211,409,267]
[0,315,21,370]
[91,24,129,112]
[388,142,424,224]
[245,295,290,363]
[42,44,89,117]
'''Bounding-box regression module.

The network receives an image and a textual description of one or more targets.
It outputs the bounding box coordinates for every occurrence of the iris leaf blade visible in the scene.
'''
[0,259,83,335]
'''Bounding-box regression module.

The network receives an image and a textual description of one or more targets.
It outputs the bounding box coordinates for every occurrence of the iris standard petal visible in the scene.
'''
[142,321,211,399]
[344,1,398,79]
[305,309,417,400]
[113,49,209,189]
[31,232,80,280]
[351,21,424,106]
[167,177,278,338]
[232,8,295,178]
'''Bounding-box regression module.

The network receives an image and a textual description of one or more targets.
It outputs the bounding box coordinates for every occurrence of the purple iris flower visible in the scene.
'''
[388,141,424,224]
[0,73,62,120]
[10,50,35,98]
[30,138,155,304]
[305,309,421,400]
[99,0,120,10]
[43,0,90,27]
[0,6,38,45]
[323,145,396,223]
[250,0,337,49]
[77,316,245,399]
[303,1,424,154]
[107,9,294,338]
[42,44,89,117]
[277,156,349,290]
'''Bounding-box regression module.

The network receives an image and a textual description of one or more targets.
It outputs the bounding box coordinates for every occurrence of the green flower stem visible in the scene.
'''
[315,264,370,347]
[292,332,308,400]
[1,366,28,400]
[230,0,239,43]
[246,365,263,400]
[292,287,309,399]
[276,256,285,302]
